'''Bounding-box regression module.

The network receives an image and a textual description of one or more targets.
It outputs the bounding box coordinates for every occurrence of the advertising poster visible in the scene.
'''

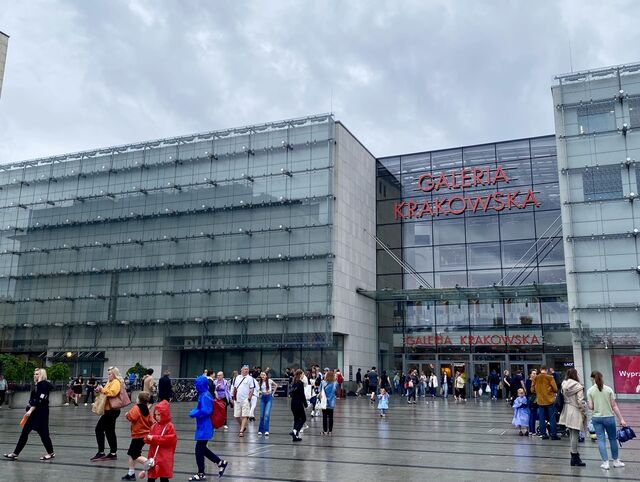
[611,355,640,394]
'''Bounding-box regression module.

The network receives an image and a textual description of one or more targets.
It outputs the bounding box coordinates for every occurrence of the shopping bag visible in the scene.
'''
[92,393,107,416]
[211,399,227,429]
[478,387,483,396]
[318,389,328,410]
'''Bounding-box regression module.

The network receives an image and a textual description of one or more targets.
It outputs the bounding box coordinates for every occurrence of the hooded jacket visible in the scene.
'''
[126,401,153,438]
[145,400,177,479]
[558,379,587,432]
[189,375,214,440]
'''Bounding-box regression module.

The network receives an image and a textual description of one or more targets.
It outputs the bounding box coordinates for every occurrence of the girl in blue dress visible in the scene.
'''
[377,388,389,417]
[512,388,530,436]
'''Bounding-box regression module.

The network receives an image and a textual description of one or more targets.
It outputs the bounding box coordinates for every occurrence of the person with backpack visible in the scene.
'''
[488,370,500,400]
[588,370,627,470]
[188,375,228,480]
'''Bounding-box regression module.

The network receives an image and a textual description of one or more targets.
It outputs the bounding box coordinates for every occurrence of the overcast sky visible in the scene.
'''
[1,1,639,164]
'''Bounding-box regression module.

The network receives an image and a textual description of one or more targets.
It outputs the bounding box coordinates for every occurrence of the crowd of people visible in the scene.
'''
[0,363,634,476]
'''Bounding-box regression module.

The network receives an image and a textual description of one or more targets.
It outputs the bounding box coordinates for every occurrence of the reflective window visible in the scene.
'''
[500,213,535,240]
[431,149,462,171]
[497,140,530,162]
[463,144,496,166]
[583,166,622,201]
[467,242,501,269]
[377,157,400,176]
[434,271,467,288]
[403,247,434,272]
[577,101,616,134]
[466,215,499,242]
[435,245,467,271]
[630,98,640,128]
[501,159,532,187]
[530,136,556,158]
[433,218,465,245]
[531,156,558,185]
[403,221,432,247]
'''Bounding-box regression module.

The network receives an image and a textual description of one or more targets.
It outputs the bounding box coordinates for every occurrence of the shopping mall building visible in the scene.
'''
[0,61,639,396]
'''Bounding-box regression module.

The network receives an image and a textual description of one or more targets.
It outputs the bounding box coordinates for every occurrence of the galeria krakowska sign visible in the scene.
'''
[393,166,540,219]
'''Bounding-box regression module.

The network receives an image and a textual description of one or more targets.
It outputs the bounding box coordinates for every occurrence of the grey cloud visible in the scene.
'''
[1,0,640,164]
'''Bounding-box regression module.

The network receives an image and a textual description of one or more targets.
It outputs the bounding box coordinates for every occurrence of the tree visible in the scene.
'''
[126,363,148,379]
[0,353,38,384]
[47,363,71,383]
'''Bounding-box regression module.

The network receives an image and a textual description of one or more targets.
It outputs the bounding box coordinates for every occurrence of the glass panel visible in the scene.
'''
[403,247,434,272]
[466,242,501,269]
[583,166,622,201]
[531,156,558,185]
[530,136,556,158]
[496,140,530,162]
[629,98,640,128]
[466,215,499,242]
[433,218,465,245]
[577,101,616,133]
[463,144,496,166]
[500,212,535,240]
[434,245,467,271]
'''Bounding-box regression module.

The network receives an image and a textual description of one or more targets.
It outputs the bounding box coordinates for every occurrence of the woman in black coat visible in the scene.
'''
[4,368,55,460]
[289,369,308,442]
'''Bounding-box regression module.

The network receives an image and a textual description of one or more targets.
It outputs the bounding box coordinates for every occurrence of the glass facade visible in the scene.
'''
[0,114,341,376]
[376,136,571,379]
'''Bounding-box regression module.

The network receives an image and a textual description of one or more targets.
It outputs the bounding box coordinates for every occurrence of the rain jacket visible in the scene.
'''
[145,400,177,479]
[559,379,587,432]
[189,375,214,440]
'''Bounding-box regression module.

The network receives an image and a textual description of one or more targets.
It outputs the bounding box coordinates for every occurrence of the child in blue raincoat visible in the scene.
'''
[187,375,228,480]
[512,388,530,436]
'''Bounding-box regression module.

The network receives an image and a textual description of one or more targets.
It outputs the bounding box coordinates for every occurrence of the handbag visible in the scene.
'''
[317,388,328,410]
[92,393,107,416]
[109,381,131,410]
[616,426,636,446]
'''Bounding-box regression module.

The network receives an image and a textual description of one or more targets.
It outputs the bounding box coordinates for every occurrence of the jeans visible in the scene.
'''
[418,383,425,397]
[443,384,448,398]
[592,416,619,461]
[537,404,557,437]
[195,440,220,473]
[528,405,538,434]
[85,387,95,404]
[258,394,272,432]
[490,384,497,398]
[95,409,120,453]
[322,408,334,432]
[408,387,416,402]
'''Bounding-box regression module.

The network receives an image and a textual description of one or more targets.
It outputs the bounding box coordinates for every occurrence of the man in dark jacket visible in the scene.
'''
[158,370,173,402]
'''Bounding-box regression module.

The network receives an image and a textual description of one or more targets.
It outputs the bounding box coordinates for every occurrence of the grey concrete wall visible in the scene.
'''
[331,123,377,376]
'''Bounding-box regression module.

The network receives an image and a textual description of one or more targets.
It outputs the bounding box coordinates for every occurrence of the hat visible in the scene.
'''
[323,367,330,371]
[242,365,249,369]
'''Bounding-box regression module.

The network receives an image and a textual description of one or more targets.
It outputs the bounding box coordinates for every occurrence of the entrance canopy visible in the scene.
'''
[356,283,567,303]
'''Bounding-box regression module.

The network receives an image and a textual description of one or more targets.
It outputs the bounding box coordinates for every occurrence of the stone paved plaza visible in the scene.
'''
[1,395,639,481]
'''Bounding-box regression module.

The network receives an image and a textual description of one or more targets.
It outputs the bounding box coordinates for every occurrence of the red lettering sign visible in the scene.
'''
[612,355,640,394]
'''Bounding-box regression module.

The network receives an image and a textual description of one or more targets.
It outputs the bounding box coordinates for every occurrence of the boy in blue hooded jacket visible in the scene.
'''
[188,375,228,480]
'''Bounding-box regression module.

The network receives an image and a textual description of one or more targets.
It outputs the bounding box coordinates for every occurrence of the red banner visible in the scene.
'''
[611,355,640,394]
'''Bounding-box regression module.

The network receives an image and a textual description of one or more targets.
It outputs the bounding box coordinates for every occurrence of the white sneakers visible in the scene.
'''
[601,459,625,470]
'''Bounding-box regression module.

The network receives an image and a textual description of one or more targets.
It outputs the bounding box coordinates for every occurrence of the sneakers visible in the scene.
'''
[601,461,610,470]
[104,453,117,460]
[257,432,263,435]
[613,459,625,468]
[218,460,228,478]
[84,403,88,406]
[223,425,229,430]
[143,458,155,470]
[264,432,269,436]
[122,474,137,480]
[90,452,106,462]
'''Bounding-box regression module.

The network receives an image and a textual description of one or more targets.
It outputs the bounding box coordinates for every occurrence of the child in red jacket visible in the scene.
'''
[139,400,177,482]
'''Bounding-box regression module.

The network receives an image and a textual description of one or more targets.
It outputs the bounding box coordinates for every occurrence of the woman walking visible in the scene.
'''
[91,366,126,461]
[257,371,277,436]
[320,370,338,435]
[214,371,231,431]
[559,368,587,467]
[406,369,418,404]
[588,371,627,470]
[72,376,83,407]
[289,369,307,442]
[3,368,54,460]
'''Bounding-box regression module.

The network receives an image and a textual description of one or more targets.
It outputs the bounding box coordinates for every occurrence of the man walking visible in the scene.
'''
[356,368,362,397]
[231,365,255,437]
[532,366,560,440]
[158,370,173,402]
[0,374,7,407]
[368,367,378,395]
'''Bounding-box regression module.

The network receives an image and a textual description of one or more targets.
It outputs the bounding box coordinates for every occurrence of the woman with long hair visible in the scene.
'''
[320,370,338,435]
[72,376,83,407]
[3,368,55,460]
[559,368,587,467]
[587,371,627,470]
[289,369,307,442]
[91,366,125,462]
[257,371,277,436]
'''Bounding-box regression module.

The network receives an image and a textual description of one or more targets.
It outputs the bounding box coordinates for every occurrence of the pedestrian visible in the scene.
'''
[336,369,344,398]
[454,371,466,401]
[142,369,156,403]
[158,370,173,402]
[121,391,153,480]
[3,368,54,461]
[320,370,338,435]
[525,369,538,436]
[587,370,627,470]
[441,370,450,399]
[503,370,512,402]
[377,387,389,417]
[289,369,308,442]
[419,371,427,398]
[472,374,481,399]
[257,371,277,436]
[393,372,400,394]
[85,374,97,406]
[512,388,530,436]
[127,372,136,400]
[248,372,259,422]
[406,369,418,404]
[140,400,178,482]
[363,370,370,394]
[368,367,378,394]
[356,368,363,396]
[510,370,525,402]
[0,374,7,407]
[488,370,500,400]
[213,371,231,430]
[91,366,129,461]
[231,365,254,437]
[532,366,560,440]
[559,368,587,467]
[429,372,438,397]
[188,375,228,480]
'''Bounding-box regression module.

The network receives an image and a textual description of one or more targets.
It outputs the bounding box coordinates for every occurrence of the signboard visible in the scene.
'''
[393,166,540,219]
[611,355,640,394]
[393,329,542,348]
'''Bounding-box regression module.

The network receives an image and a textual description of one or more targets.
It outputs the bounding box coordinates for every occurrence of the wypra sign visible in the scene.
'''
[394,166,540,219]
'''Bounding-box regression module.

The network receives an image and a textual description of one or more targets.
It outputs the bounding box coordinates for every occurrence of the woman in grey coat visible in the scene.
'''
[559,368,587,467]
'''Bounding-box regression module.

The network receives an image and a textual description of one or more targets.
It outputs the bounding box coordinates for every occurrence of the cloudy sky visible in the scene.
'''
[1,1,639,164]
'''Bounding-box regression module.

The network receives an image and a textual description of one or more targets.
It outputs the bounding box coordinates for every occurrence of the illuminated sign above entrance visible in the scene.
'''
[393,166,540,219]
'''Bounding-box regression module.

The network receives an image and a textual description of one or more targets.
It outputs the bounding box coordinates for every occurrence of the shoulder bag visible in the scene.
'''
[109,381,132,410]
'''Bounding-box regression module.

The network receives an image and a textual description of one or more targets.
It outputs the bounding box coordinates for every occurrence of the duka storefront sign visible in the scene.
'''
[394,166,540,219]
[393,329,542,348]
